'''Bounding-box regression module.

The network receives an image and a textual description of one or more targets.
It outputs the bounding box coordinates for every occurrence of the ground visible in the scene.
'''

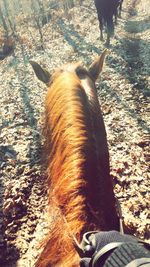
[0,0,149,266]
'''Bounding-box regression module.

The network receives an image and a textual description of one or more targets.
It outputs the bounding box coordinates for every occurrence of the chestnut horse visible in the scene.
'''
[30,50,119,267]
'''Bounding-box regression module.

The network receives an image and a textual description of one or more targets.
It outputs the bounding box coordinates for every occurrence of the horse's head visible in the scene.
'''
[30,50,107,94]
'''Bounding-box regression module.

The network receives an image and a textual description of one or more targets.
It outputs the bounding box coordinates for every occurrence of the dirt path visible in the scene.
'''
[98,0,150,237]
[0,0,149,266]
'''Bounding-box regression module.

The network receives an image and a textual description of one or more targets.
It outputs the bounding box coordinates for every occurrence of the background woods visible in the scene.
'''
[0,0,149,266]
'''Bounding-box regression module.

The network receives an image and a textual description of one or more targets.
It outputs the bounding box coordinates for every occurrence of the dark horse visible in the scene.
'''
[30,50,119,267]
[94,0,123,45]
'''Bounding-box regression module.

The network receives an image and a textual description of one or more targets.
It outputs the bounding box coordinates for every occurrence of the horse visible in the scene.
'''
[118,0,124,17]
[30,50,119,267]
[94,0,122,45]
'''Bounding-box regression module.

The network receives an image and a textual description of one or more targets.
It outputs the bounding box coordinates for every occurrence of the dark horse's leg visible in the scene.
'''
[114,1,120,24]
[97,13,104,41]
[106,17,114,46]
[114,10,118,25]
[118,0,123,17]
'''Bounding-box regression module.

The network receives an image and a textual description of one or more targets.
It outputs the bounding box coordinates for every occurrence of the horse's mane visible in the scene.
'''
[30,55,119,267]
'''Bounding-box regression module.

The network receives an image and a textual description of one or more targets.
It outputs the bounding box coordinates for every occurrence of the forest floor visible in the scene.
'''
[0,0,149,266]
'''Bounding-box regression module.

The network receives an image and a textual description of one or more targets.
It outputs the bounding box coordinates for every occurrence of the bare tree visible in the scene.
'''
[0,4,9,38]
[31,0,44,49]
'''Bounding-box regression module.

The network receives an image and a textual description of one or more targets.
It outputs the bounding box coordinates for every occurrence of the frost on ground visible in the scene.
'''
[0,0,149,266]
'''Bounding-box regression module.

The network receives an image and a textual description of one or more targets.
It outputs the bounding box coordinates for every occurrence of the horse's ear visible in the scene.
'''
[89,49,107,82]
[30,61,51,85]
